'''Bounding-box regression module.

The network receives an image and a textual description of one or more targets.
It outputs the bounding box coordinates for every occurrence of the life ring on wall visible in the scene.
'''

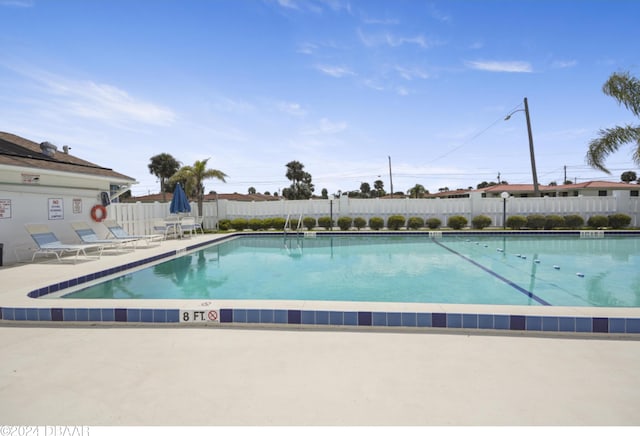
[90,204,107,222]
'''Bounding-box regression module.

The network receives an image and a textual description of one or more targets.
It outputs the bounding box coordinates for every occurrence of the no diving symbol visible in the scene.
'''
[208,310,218,321]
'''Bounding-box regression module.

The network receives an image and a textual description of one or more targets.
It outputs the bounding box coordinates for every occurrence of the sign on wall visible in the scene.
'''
[73,198,82,214]
[0,199,11,219]
[48,198,64,220]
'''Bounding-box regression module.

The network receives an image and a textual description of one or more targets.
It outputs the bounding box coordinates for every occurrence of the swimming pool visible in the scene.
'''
[58,233,640,308]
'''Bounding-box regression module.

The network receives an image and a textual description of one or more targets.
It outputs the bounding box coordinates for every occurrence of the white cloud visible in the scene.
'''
[301,118,347,135]
[465,60,533,73]
[395,66,429,80]
[0,0,33,7]
[315,64,356,78]
[277,101,306,116]
[551,59,578,69]
[358,28,436,49]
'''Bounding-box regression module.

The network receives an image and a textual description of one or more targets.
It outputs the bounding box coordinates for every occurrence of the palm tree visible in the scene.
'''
[408,184,427,198]
[586,72,640,173]
[170,158,227,217]
[284,160,314,199]
[148,153,180,201]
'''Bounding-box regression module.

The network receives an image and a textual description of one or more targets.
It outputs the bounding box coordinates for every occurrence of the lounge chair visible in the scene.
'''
[180,216,199,237]
[103,220,163,246]
[153,219,180,239]
[25,224,104,262]
[71,222,137,251]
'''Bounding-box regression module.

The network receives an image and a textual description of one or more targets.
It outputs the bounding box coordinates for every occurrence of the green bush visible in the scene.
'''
[407,216,424,230]
[471,215,492,229]
[302,217,316,230]
[387,215,406,230]
[248,218,263,231]
[426,217,441,229]
[230,218,248,231]
[288,218,301,230]
[526,214,546,230]
[587,215,608,228]
[544,215,565,230]
[447,215,468,230]
[608,213,631,229]
[369,217,384,230]
[563,214,584,229]
[506,215,527,230]
[271,217,286,230]
[337,216,353,231]
[317,216,334,230]
[218,219,231,231]
[353,217,367,230]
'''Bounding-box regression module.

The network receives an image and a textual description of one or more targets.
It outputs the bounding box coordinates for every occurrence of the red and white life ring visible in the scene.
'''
[90,204,107,222]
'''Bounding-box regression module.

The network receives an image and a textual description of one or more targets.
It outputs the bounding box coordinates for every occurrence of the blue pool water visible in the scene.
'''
[60,234,640,307]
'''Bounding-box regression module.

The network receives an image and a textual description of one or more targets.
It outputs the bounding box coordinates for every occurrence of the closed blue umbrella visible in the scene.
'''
[170,183,191,214]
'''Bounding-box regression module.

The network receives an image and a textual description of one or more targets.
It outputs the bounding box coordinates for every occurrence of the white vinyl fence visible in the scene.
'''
[109,191,640,233]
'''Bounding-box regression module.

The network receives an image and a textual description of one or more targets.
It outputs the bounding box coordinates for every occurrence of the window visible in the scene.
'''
[560,192,568,197]
[631,190,639,197]
[598,190,607,197]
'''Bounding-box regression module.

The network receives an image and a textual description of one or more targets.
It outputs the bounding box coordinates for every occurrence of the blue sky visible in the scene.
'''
[1,0,639,196]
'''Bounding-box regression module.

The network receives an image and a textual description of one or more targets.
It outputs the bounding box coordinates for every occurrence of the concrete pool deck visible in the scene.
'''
[1,233,640,425]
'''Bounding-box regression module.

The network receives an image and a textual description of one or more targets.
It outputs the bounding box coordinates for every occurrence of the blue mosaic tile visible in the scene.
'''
[432,313,446,328]
[49,283,60,293]
[510,315,525,331]
[2,308,12,320]
[558,317,575,332]
[233,309,247,323]
[593,317,608,333]
[344,312,358,326]
[274,310,287,324]
[576,317,592,332]
[358,311,372,326]
[417,313,432,327]
[542,316,559,332]
[127,309,141,322]
[76,309,89,322]
[27,308,38,321]
[89,309,101,322]
[526,316,543,331]
[462,314,478,329]
[14,308,27,321]
[315,311,329,325]
[38,308,51,321]
[387,312,402,327]
[153,310,167,322]
[51,308,64,321]
[494,315,510,330]
[115,308,127,322]
[166,310,180,323]
[627,319,640,334]
[478,314,493,329]
[301,310,315,325]
[288,310,301,324]
[220,309,232,323]
[609,318,625,333]
[101,309,115,322]
[63,309,76,321]
[447,313,462,328]
[401,312,417,327]
[138,309,152,322]
[329,311,343,325]
[372,312,387,326]
[259,309,274,323]
[247,309,260,323]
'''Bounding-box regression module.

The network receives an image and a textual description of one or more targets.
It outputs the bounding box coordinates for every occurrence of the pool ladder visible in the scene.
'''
[284,213,303,255]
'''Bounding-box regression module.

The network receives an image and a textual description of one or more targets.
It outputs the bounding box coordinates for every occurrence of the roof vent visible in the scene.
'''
[39,141,57,157]
[62,145,71,154]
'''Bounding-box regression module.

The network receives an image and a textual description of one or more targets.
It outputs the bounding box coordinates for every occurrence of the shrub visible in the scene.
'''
[506,215,527,230]
[471,215,492,229]
[407,216,424,230]
[230,218,248,231]
[289,218,301,230]
[248,218,263,231]
[271,217,286,230]
[337,216,353,231]
[302,217,316,230]
[353,217,367,230]
[218,219,231,231]
[526,214,546,230]
[261,217,274,230]
[317,216,334,230]
[587,215,608,228]
[544,215,565,230]
[608,213,631,229]
[369,217,384,230]
[426,217,442,229]
[387,215,406,230]
[447,215,468,230]
[563,214,584,229]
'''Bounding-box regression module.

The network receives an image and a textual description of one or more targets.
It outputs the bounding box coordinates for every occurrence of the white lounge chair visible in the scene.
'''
[71,222,137,251]
[153,219,180,239]
[25,224,104,262]
[103,220,163,246]
[180,216,198,237]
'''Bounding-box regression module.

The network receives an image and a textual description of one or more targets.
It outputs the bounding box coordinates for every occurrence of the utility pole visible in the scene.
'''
[388,156,394,198]
[523,97,540,197]
[564,165,567,184]
[497,172,501,184]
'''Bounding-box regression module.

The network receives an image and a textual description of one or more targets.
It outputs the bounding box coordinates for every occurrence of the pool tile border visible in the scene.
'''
[3,231,640,336]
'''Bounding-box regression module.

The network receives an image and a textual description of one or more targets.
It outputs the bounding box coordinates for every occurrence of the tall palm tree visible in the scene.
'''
[586,71,640,173]
[170,158,227,217]
[408,184,427,198]
[148,153,180,201]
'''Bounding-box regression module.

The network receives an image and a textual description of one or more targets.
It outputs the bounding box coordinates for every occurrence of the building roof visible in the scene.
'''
[480,181,639,193]
[125,192,281,203]
[0,131,135,182]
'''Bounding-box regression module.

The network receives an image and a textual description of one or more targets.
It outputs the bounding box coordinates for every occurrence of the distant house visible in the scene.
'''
[480,181,639,198]
[125,192,280,203]
[0,132,136,265]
